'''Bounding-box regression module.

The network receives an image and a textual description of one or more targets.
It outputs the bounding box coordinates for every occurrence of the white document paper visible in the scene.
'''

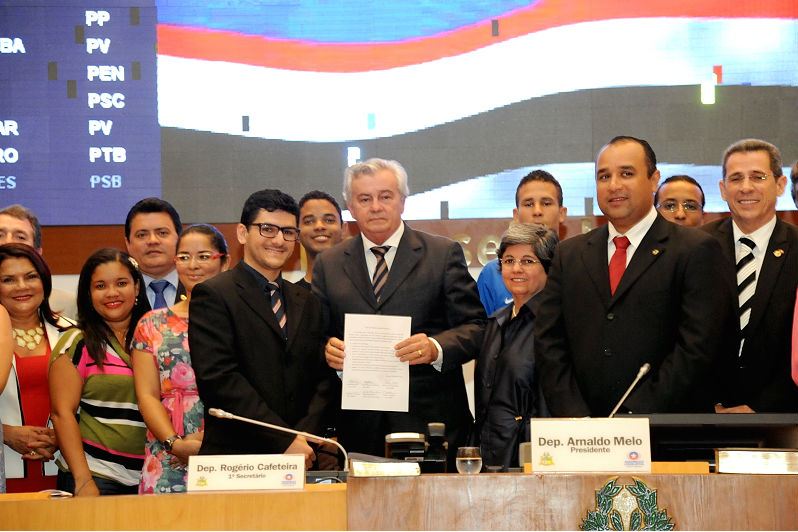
[342,313,411,412]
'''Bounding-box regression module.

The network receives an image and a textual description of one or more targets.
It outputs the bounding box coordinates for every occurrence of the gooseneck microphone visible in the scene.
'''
[208,407,349,472]
[608,363,651,418]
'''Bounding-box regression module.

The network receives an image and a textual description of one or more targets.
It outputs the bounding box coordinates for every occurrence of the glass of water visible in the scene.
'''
[455,446,482,474]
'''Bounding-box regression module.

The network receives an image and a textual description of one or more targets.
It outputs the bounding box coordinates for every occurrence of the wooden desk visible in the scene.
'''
[2,474,796,530]
[346,473,797,530]
[0,484,346,531]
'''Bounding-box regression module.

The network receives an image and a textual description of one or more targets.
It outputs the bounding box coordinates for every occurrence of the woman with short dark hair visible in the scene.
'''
[473,223,558,470]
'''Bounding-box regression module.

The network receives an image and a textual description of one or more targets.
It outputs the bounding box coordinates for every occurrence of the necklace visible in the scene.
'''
[12,324,45,350]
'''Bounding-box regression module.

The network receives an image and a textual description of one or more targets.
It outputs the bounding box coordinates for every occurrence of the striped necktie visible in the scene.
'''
[736,237,756,343]
[371,246,390,302]
[266,282,287,338]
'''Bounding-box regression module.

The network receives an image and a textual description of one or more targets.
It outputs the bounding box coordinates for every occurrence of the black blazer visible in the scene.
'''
[312,224,486,458]
[535,214,737,416]
[701,217,798,412]
[189,262,335,454]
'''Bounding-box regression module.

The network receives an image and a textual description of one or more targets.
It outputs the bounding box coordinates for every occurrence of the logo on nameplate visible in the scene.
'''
[187,454,305,491]
[580,477,674,531]
[530,418,651,473]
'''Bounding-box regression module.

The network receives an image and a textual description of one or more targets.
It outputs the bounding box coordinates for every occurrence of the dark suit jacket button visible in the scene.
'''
[606,313,615,321]
[603,348,612,357]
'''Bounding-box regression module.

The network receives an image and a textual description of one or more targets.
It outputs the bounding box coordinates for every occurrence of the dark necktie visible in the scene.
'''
[267,282,287,338]
[371,246,390,302]
[736,237,756,338]
[609,236,630,295]
[150,279,169,309]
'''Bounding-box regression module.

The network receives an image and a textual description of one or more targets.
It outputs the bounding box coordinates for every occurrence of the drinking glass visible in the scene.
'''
[455,446,482,474]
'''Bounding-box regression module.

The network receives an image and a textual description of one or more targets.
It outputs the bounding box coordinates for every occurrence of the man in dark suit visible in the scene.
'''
[535,136,735,416]
[124,197,185,310]
[313,158,486,461]
[189,189,334,467]
[702,139,798,413]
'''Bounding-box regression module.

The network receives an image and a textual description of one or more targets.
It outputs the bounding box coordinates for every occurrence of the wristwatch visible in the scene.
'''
[162,435,181,452]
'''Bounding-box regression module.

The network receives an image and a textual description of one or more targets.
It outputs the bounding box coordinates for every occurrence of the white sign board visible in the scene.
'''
[530,418,651,473]
[187,454,305,491]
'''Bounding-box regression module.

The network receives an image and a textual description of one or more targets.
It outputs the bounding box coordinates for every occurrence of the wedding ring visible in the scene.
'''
[417,349,423,357]
[29,450,36,456]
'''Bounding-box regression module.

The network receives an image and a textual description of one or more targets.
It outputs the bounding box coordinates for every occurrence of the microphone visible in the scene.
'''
[608,363,650,418]
[208,408,349,472]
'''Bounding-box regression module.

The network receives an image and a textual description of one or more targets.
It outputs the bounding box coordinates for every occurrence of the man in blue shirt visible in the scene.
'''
[477,170,566,315]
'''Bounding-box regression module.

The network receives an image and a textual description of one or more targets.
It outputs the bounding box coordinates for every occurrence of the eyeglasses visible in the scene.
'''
[251,223,300,241]
[657,200,702,213]
[175,252,225,263]
[499,258,540,267]
[726,173,773,185]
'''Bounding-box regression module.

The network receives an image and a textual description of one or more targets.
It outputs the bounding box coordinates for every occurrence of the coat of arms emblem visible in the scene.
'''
[581,477,674,530]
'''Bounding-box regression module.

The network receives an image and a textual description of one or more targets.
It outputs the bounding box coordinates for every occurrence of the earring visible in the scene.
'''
[135,296,138,305]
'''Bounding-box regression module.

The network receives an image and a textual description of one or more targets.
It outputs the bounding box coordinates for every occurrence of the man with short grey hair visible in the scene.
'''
[313,158,486,464]
[0,204,76,319]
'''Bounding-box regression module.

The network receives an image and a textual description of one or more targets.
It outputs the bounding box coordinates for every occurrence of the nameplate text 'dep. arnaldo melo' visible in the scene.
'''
[530,418,651,473]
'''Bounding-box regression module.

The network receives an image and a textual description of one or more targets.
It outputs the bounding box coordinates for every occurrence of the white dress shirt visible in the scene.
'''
[607,207,659,266]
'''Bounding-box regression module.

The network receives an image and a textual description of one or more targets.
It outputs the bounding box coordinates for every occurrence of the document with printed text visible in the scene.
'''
[342,313,411,412]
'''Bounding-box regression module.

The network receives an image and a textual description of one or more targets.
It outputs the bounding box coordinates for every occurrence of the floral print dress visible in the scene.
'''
[133,308,204,494]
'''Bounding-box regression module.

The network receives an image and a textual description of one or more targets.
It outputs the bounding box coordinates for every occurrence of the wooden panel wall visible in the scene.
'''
[39,212,798,275]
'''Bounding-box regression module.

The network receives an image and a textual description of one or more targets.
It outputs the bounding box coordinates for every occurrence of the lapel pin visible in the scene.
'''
[651,249,660,256]
[774,249,784,257]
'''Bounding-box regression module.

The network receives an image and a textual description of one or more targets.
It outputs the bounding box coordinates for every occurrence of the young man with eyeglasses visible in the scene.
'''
[188,189,336,467]
[701,139,798,413]
[654,175,705,227]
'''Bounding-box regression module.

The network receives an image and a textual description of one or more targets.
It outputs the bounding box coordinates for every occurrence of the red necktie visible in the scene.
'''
[609,236,631,295]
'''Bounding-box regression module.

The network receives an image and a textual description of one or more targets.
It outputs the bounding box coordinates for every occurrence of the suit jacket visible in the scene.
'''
[535,214,736,416]
[701,217,798,412]
[189,262,335,454]
[137,279,186,313]
[312,223,486,458]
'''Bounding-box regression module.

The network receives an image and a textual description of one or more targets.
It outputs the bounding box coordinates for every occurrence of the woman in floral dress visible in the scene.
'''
[132,225,229,493]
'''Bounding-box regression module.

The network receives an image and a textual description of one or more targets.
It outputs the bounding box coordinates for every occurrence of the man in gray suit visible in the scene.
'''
[313,158,486,461]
